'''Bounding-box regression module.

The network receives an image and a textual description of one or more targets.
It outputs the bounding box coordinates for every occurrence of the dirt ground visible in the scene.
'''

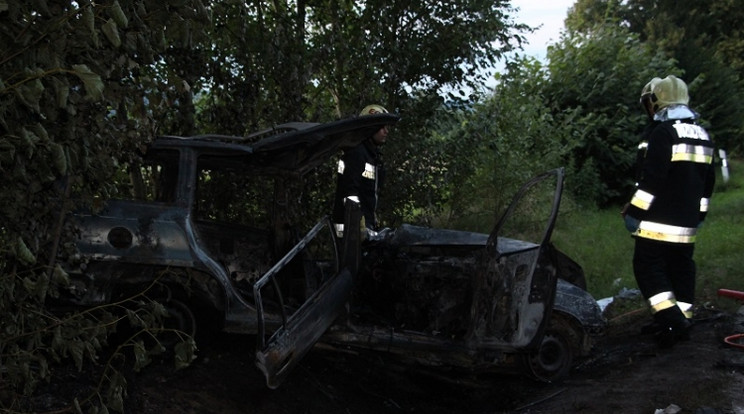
[21,300,744,414]
[115,303,744,414]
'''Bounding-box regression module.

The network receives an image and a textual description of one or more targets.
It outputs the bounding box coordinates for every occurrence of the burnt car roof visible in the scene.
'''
[153,113,400,175]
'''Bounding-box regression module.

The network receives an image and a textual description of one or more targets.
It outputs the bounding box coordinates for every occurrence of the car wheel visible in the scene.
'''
[161,296,197,338]
[524,314,580,382]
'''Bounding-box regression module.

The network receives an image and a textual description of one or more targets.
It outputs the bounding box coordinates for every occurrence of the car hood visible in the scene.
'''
[388,224,490,246]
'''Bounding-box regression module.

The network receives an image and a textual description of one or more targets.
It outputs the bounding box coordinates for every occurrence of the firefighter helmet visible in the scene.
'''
[640,75,689,113]
[359,104,388,116]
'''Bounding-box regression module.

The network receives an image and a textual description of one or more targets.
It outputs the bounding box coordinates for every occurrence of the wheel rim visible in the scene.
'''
[526,332,572,381]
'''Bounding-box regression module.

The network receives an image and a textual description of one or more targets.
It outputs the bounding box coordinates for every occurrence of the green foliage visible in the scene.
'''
[0,270,197,412]
[1,0,531,410]
[543,24,679,206]
[190,0,528,132]
[552,204,633,299]
[174,1,532,229]
[566,0,744,154]
[427,24,677,213]
[188,1,531,228]
[1,0,208,411]
[379,96,457,227]
[304,0,528,114]
[425,57,572,229]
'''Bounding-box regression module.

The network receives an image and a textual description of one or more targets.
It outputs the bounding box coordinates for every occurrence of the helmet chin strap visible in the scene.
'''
[641,96,655,120]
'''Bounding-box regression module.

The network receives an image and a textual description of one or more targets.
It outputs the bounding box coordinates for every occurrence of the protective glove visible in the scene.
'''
[366,227,392,242]
[624,215,640,233]
[359,216,367,241]
[620,202,630,218]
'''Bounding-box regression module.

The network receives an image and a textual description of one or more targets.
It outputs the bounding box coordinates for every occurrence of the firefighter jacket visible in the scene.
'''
[332,139,384,237]
[626,106,715,244]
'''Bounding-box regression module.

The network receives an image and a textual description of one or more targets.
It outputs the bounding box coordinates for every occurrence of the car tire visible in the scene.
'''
[161,296,198,339]
[523,313,580,382]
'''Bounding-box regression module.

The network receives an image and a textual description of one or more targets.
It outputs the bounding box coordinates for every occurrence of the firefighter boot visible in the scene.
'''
[653,308,691,349]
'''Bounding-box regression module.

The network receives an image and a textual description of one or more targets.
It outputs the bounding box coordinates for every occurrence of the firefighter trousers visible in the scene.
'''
[632,237,696,328]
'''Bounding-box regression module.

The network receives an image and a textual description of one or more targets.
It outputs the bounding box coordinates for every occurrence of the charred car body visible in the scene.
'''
[57,115,605,389]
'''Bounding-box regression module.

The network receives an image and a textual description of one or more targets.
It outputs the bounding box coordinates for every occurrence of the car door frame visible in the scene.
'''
[253,200,363,389]
[467,167,565,349]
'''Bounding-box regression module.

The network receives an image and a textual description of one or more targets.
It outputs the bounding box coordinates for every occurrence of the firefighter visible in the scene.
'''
[332,104,391,240]
[621,75,716,348]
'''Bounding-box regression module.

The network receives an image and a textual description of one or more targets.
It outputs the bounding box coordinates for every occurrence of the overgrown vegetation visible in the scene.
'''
[0,1,527,411]
[567,0,744,155]
[0,1,209,411]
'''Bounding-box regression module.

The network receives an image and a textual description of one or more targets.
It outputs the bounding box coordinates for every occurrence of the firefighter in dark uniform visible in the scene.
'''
[622,75,716,347]
[332,104,391,240]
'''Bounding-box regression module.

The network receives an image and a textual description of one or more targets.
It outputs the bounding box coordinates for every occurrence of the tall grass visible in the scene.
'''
[553,158,744,308]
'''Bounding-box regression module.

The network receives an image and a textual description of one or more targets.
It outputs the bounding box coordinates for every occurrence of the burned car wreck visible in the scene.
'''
[56,114,605,390]
[327,175,605,377]
[262,167,606,387]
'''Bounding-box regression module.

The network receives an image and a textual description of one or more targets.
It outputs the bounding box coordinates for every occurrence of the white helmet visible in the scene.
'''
[640,75,689,113]
[359,104,388,116]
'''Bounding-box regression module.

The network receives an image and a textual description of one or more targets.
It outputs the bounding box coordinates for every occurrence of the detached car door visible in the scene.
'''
[249,115,398,389]
[253,202,362,389]
[468,168,565,349]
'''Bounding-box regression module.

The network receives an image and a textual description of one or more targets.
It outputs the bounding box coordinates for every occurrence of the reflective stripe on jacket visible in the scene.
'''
[332,139,382,236]
[627,115,715,244]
